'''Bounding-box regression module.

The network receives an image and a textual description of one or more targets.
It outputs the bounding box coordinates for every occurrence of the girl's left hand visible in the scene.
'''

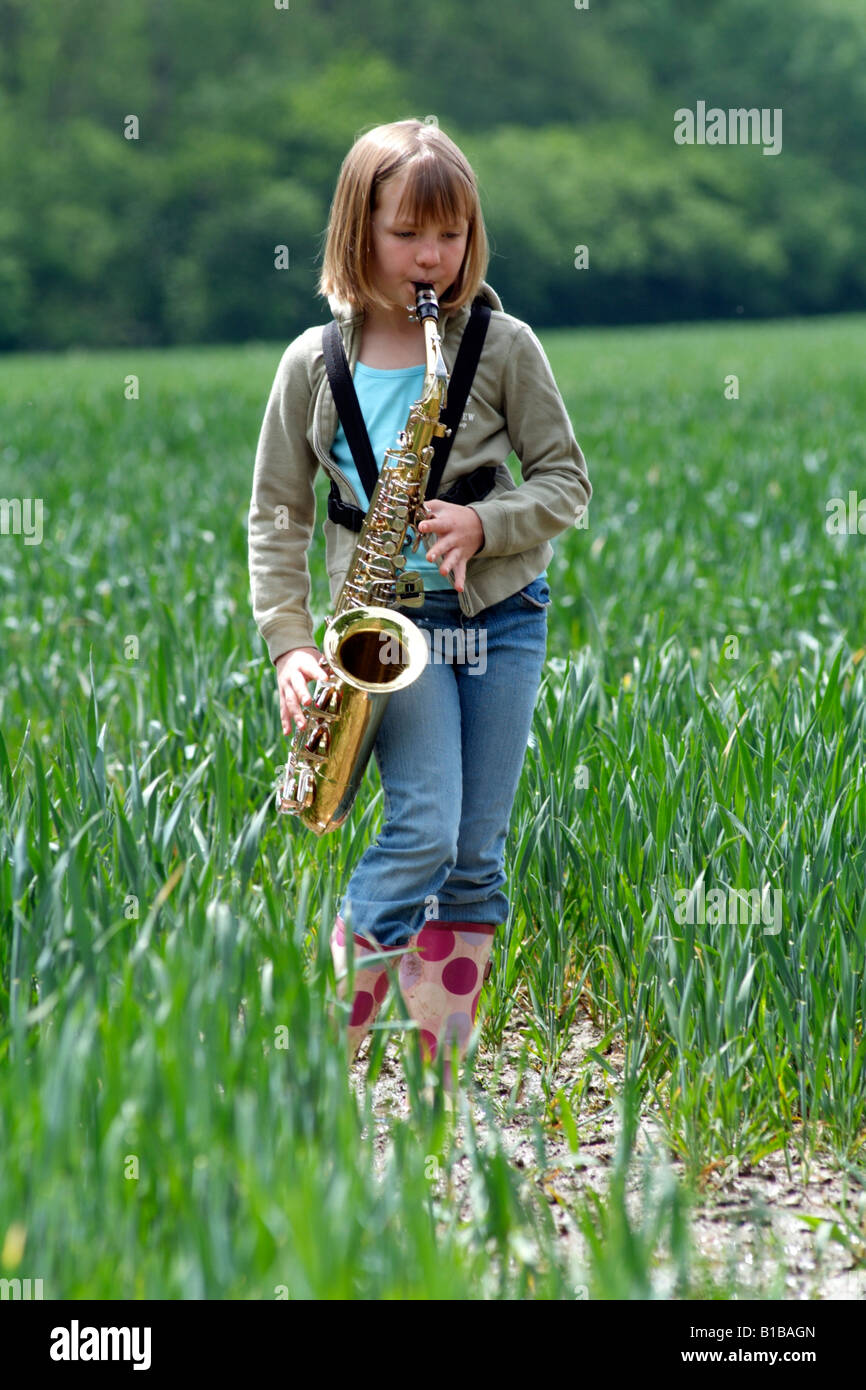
[417,499,485,592]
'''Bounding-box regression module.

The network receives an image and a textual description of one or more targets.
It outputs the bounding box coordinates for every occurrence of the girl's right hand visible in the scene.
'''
[275,646,328,735]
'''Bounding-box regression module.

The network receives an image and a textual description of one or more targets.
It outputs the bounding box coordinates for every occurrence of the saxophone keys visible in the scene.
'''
[277,767,305,813]
[275,773,292,813]
[394,571,424,604]
[303,722,331,757]
[295,768,316,809]
[313,684,341,716]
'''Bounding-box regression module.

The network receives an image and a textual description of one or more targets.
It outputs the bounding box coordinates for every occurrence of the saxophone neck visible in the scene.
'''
[422,317,448,412]
[410,283,448,414]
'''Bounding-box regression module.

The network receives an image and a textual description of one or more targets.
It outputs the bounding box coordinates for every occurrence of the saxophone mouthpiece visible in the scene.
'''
[412,282,439,323]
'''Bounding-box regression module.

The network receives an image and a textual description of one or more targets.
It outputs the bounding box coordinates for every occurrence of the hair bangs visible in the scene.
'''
[389,155,474,230]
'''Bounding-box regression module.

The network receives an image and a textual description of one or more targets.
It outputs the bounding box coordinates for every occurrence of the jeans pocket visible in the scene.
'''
[516,576,551,610]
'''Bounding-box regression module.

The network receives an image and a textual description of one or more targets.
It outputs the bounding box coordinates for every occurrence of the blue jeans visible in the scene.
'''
[338,573,551,947]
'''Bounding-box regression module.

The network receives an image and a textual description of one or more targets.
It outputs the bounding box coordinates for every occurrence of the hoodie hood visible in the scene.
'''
[327,279,504,326]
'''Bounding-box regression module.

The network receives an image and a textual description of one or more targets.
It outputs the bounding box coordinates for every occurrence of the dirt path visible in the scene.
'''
[352,1012,866,1300]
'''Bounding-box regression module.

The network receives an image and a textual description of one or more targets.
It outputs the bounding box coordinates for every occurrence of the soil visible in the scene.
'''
[350,1008,866,1301]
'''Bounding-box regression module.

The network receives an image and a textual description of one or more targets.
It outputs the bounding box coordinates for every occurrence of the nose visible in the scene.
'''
[415,236,441,267]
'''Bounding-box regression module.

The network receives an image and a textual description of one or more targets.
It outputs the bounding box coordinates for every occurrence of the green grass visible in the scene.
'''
[1,313,865,1298]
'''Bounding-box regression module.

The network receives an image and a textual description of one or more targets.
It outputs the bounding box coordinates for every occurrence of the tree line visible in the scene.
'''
[0,0,862,348]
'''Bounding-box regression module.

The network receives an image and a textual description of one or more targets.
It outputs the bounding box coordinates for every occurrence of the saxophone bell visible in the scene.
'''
[277,607,429,834]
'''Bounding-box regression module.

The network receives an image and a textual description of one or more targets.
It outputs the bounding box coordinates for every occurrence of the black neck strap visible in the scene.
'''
[322,298,492,508]
[322,316,380,505]
[426,298,491,499]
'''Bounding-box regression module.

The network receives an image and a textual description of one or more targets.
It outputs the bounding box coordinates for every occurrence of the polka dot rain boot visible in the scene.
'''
[397,920,495,1090]
[330,914,399,1061]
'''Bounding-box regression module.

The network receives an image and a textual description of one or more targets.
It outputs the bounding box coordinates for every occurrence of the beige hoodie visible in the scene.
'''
[247,281,592,664]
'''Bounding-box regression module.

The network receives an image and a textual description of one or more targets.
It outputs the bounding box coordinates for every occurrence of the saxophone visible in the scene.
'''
[277,282,451,835]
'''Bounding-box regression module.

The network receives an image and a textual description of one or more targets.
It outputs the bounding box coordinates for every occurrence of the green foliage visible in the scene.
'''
[1,316,865,1296]
[0,0,863,346]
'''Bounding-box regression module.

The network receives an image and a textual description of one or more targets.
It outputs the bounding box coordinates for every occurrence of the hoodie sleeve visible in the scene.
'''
[248,335,320,663]
[467,324,592,558]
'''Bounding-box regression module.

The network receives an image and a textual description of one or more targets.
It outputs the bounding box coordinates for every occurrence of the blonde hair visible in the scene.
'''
[319,119,489,315]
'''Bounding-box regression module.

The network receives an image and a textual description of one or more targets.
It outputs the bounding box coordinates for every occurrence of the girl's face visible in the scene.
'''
[367,167,469,313]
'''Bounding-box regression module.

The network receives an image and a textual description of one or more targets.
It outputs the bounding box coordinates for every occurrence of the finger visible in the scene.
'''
[439,546,462,572]
[280,685,304,736]
[284,689,301,733]
[292,674,314,709]
[283,661,326,734]
[278,682,306,732]
[291,703,306,733]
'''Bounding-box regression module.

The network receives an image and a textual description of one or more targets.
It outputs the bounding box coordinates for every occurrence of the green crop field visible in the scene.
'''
[1,313,865,1299]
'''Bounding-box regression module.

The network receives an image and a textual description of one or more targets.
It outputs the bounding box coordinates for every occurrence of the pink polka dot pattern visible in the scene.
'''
[417,925,455,961]
[330,916,404,1060]
[443,1011,472,1047]
[442,957,478,996]
[398,919,497,1089]
[350,991,374,1027]
[399,952,423,988]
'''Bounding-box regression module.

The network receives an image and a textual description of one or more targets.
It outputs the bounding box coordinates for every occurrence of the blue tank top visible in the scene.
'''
[329,361,453,591]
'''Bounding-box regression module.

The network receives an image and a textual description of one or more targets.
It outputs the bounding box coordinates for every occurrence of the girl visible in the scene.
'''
[248,118,592,1087]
